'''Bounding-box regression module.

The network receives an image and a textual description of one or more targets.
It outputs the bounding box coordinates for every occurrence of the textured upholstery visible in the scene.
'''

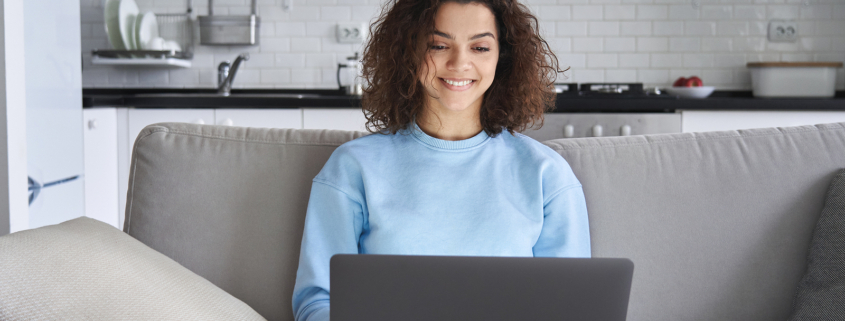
[124,123,369,321]
[122,122,845,321]
[0,216,265,320]
[788,168,845,320]
[544,122,845,321]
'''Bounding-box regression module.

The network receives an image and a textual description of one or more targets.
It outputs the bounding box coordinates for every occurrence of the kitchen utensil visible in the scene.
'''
[747,62,843,98]
[146,37,165,50]
[118,0,140,50]
[104,0,124,50]
[337,52,363,96]
[135,11,158,50]
[665,86,715,99]
[198,0,260,45]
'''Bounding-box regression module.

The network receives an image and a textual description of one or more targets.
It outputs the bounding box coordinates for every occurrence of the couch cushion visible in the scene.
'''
[543,122,845,321]
[0,216,265,320]
[789,168,845,320]
[124,123,369,321]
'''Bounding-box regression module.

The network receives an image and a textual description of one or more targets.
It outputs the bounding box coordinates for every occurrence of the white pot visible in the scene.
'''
[748,62,842,98]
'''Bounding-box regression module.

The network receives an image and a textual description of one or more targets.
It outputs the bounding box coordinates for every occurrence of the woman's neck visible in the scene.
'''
[416,107,483,141]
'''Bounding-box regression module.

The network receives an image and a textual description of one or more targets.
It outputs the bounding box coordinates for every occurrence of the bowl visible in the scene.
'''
[665,86,715,99]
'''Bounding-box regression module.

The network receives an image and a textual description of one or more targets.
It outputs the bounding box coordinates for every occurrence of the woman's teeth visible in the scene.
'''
[443,79,473,86]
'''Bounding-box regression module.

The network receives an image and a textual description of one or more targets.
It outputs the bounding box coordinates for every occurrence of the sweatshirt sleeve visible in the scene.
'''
[292,179,366,321]
[533,184,592,258]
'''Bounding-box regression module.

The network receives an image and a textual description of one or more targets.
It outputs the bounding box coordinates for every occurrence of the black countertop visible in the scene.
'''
[83,88,845,113]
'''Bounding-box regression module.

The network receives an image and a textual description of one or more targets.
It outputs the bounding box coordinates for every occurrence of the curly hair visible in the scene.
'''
[360,0,564,137]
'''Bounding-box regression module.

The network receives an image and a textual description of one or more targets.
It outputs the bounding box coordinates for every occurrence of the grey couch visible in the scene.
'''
[5,121,845,320]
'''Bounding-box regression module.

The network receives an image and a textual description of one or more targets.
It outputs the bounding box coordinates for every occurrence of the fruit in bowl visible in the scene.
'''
[668,76,714,98]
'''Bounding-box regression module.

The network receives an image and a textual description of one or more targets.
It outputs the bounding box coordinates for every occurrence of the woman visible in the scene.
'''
[292,0,589,320]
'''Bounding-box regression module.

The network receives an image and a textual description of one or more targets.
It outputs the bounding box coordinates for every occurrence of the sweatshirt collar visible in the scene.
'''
[409,119,490,150]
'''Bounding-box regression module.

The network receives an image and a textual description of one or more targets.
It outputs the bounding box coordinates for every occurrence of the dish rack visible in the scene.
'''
[92,1,194,67]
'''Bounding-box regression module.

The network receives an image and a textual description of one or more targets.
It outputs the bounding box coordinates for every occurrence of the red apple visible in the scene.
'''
[673,77,687,87]
[684,76,703,87]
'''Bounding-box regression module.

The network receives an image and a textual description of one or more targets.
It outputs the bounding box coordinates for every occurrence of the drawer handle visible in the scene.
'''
[592,125,603,137]
[87,119,98,130]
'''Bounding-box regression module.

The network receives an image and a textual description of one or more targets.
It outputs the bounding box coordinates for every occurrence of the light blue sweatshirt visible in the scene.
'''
[292,121,591,321]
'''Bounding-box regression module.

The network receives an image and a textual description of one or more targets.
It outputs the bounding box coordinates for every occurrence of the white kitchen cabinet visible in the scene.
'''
[215,108,302,129]
[302,108,369,132]
[681,111,845,133]
[82,108,120,229]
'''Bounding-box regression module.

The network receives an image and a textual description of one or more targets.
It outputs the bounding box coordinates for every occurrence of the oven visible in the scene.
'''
[520,83,682,141]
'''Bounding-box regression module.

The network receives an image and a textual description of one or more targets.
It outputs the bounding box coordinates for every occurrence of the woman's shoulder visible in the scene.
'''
[499,131,581,191]
[500,131,570,165]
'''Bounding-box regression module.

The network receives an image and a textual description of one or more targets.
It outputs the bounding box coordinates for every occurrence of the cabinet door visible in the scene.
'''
[681,111,845,133]
[215,108,302,129]
[83,108,120,228]
[302,108,369,132]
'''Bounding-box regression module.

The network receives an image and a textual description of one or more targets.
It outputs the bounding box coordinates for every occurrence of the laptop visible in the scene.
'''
[331,254,634,321]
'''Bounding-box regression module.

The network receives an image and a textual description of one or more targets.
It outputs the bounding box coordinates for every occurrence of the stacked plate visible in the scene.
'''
[104,0,180,52]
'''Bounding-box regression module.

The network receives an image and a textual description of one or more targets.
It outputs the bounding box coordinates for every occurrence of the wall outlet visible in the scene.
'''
[768,20,798,42]
[336,23,366,43]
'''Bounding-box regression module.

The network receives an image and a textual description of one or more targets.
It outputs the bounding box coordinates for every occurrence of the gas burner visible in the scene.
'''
[554,83,673,99]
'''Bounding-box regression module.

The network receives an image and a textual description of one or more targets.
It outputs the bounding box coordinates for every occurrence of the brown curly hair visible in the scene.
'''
[360,0,564,137]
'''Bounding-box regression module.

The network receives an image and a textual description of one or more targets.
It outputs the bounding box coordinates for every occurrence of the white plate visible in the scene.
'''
[104,0,124,50]
[666,86,715,99]
[118,0,139,50]
[135,12,158,50]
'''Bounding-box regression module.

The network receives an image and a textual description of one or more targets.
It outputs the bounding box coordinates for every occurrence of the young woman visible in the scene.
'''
[292,0,590,320]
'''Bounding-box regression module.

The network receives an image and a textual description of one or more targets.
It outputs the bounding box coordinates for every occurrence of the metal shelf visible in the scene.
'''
[91,50,192,68]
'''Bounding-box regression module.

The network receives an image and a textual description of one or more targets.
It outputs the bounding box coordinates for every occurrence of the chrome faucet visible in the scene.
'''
[217,53,250,96]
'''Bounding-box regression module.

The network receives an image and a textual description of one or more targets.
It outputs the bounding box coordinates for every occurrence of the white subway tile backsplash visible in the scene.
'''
[604,5,636,20]
[685,21,716,36]
[636,5,667,20]
[81,0,845,90]
[701,5,732,20]
[557,21,588,36]
[669,37,700,52]
[683,53,715,68]
[604,37,636,52]
[605,69,637,82]
[276,22,307,36]
[620,21,651,35]
[587,53,618,67]
[574,37,604,51]
[619,53,650,67]
[651,53,683,67]
[637,37,668,52]
[717,22,749,36]
[701,38,732,52]
[653,21,683,35]
[589,22,620,36]
[572,5,603,20]
[734,5,766,20]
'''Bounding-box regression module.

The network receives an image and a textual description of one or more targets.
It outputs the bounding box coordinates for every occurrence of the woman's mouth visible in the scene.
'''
[440,78,475,91]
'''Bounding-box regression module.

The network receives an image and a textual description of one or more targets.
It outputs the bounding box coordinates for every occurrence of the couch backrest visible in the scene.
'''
[124,123,368,321]
[125,122,845,321]
[544,122,845,321]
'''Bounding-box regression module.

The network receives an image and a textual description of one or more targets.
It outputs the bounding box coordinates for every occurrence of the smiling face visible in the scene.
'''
[419,2,499,118]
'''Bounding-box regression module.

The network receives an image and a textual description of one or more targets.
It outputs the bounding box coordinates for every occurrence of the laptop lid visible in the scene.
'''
[331,254,634,321]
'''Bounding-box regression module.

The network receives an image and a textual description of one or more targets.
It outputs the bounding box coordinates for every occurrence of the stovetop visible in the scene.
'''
[555,83,675,99]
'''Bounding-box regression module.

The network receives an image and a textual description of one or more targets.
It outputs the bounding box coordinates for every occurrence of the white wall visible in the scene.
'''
[79,0,845,90]
[0,0,29,235]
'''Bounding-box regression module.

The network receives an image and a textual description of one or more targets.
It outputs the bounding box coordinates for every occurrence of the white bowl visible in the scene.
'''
[665,86,715,99]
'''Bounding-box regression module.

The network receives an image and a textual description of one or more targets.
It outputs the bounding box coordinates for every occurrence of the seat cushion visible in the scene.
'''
[789,168,845,320]
[0,217,266,320]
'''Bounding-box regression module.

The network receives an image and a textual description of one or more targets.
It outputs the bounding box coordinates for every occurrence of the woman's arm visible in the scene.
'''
[533,184,591,258]
[292,180,366,321]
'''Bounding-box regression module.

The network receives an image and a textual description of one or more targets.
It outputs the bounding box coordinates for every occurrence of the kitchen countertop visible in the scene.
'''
[83,88,845,113]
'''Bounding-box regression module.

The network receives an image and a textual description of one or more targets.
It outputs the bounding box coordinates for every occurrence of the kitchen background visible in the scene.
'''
[79,0,845,90]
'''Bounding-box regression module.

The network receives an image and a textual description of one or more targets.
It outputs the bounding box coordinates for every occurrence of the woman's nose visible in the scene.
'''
[446,49,471,72]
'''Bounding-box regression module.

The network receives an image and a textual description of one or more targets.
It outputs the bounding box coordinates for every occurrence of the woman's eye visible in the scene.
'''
[430,45,446,51]
[474,47,490,52]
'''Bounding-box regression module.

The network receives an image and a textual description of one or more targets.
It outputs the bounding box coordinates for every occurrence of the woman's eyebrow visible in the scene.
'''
[433,30,496,40]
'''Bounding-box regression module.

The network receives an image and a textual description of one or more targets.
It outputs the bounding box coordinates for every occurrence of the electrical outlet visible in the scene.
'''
[336,23,366,43]
[768,20,798,42]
